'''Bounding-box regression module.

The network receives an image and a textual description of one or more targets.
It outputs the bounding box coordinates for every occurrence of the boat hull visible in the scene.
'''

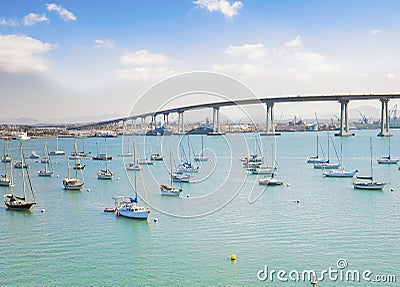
[314,163,340,169]
[353,182,385,190]
[377,159,399,164]
[194,156,208,162]
[38,171,53,177]
[259,178,284,186]
[0,180,11,186]
[118,209,149,219]
[4,199,36,210]
[323,170,357,177]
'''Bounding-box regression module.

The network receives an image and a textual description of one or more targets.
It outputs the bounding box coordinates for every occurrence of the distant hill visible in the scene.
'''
[0,117,40,125]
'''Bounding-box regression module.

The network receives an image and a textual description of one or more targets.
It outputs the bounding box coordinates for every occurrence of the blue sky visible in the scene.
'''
[1,0,400,122]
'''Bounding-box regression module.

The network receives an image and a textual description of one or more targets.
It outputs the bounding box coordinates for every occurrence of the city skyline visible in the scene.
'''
[1,0,400,122]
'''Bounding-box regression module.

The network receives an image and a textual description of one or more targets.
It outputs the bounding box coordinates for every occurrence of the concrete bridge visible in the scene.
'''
[72,93,400,137]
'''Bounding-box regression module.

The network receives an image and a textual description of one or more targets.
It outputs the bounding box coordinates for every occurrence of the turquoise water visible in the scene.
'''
[0,131,399,286]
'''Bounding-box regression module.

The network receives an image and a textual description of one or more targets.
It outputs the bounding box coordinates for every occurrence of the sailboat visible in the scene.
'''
[150,135,164,161]
[259,171,284,186]
[92,141,112,160]
[323,143,358,177]
[4,143,36,210]
[1,141,12,163]
[97,141,113,180]
[240,136,263,166]
[126,143,142,171]
[160,149,182,196]
[38,141,54,177]
[314,133,340,169]
[49,134,65,156]
[307,135,327,163]
[353,138,385,190]
[194,135,208,162]
[77,139,90,157]
[177,135,199,173]
[120,137,133,157]
[377,137,399,164]
[63,140,84,190]
[113,166,150,219]
[0,143,11,186]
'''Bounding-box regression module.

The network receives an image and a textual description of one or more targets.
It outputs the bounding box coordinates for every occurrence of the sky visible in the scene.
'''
[1,0,400,123]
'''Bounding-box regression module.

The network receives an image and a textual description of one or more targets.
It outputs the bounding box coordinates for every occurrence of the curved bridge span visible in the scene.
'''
[73,93,400,137]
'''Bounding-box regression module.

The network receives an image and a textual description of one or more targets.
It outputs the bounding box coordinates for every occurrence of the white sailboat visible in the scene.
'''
[307,135,327,163]
[63,140,84,190]
[353,138,385,190]
[377,137,399,164]
[1,141,11,163]
[4,143,36,210]
[38,141,54,177]
[323,143,358,177]
[97,140,113,180]
[92,141,112,161]
[120,137,133,157]
[126,143,142,171]
[160,149,182,196]
[314,133,340,169]
[194,135,208,162]
[114,166,150,219]
[0,143,11,186]
[49,134,65,156]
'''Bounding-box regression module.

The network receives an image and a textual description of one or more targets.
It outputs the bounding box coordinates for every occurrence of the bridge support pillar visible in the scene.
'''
[210,107,222,135]
[151,115,156,130]
[378,98,392,137]
[177,112,184,134]
[264,102,279,136]
[337,100,354,137]
[163,113,169,128]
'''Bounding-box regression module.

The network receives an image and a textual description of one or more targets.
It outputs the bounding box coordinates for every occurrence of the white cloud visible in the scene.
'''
[284,51,342,80]
[22,13,48,26]
[285,35,302,48]
[120,50,173,66]
[0,18,20,27]
[194,0,243,19]
[387,73,400,79]
[216,36,342,82]
[371,29,381,35]
[46,3,77,21]
[94,39,113,48]
[117,49,177,81]
[0,34,56,73]
[212,63,264,78]
[223,43,266,60]
[116,67,176,81]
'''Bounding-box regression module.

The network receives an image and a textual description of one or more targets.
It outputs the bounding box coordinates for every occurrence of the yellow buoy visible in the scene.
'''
[230,254,237,261]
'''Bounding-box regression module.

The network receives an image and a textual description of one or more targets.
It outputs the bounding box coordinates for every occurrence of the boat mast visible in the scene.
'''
[201,135,204,157]
[2,143,6,177]
[370,137,373,181]
[74,138,79,179]
[56,134,59,151]
[170,148,173,187]
[105,139,109,171]
[22,143,35,202]
[20,143,27,200]
[327,133,330,163]
[316,135,319,158]
[388,136,391,158]
[67,155,71,180]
